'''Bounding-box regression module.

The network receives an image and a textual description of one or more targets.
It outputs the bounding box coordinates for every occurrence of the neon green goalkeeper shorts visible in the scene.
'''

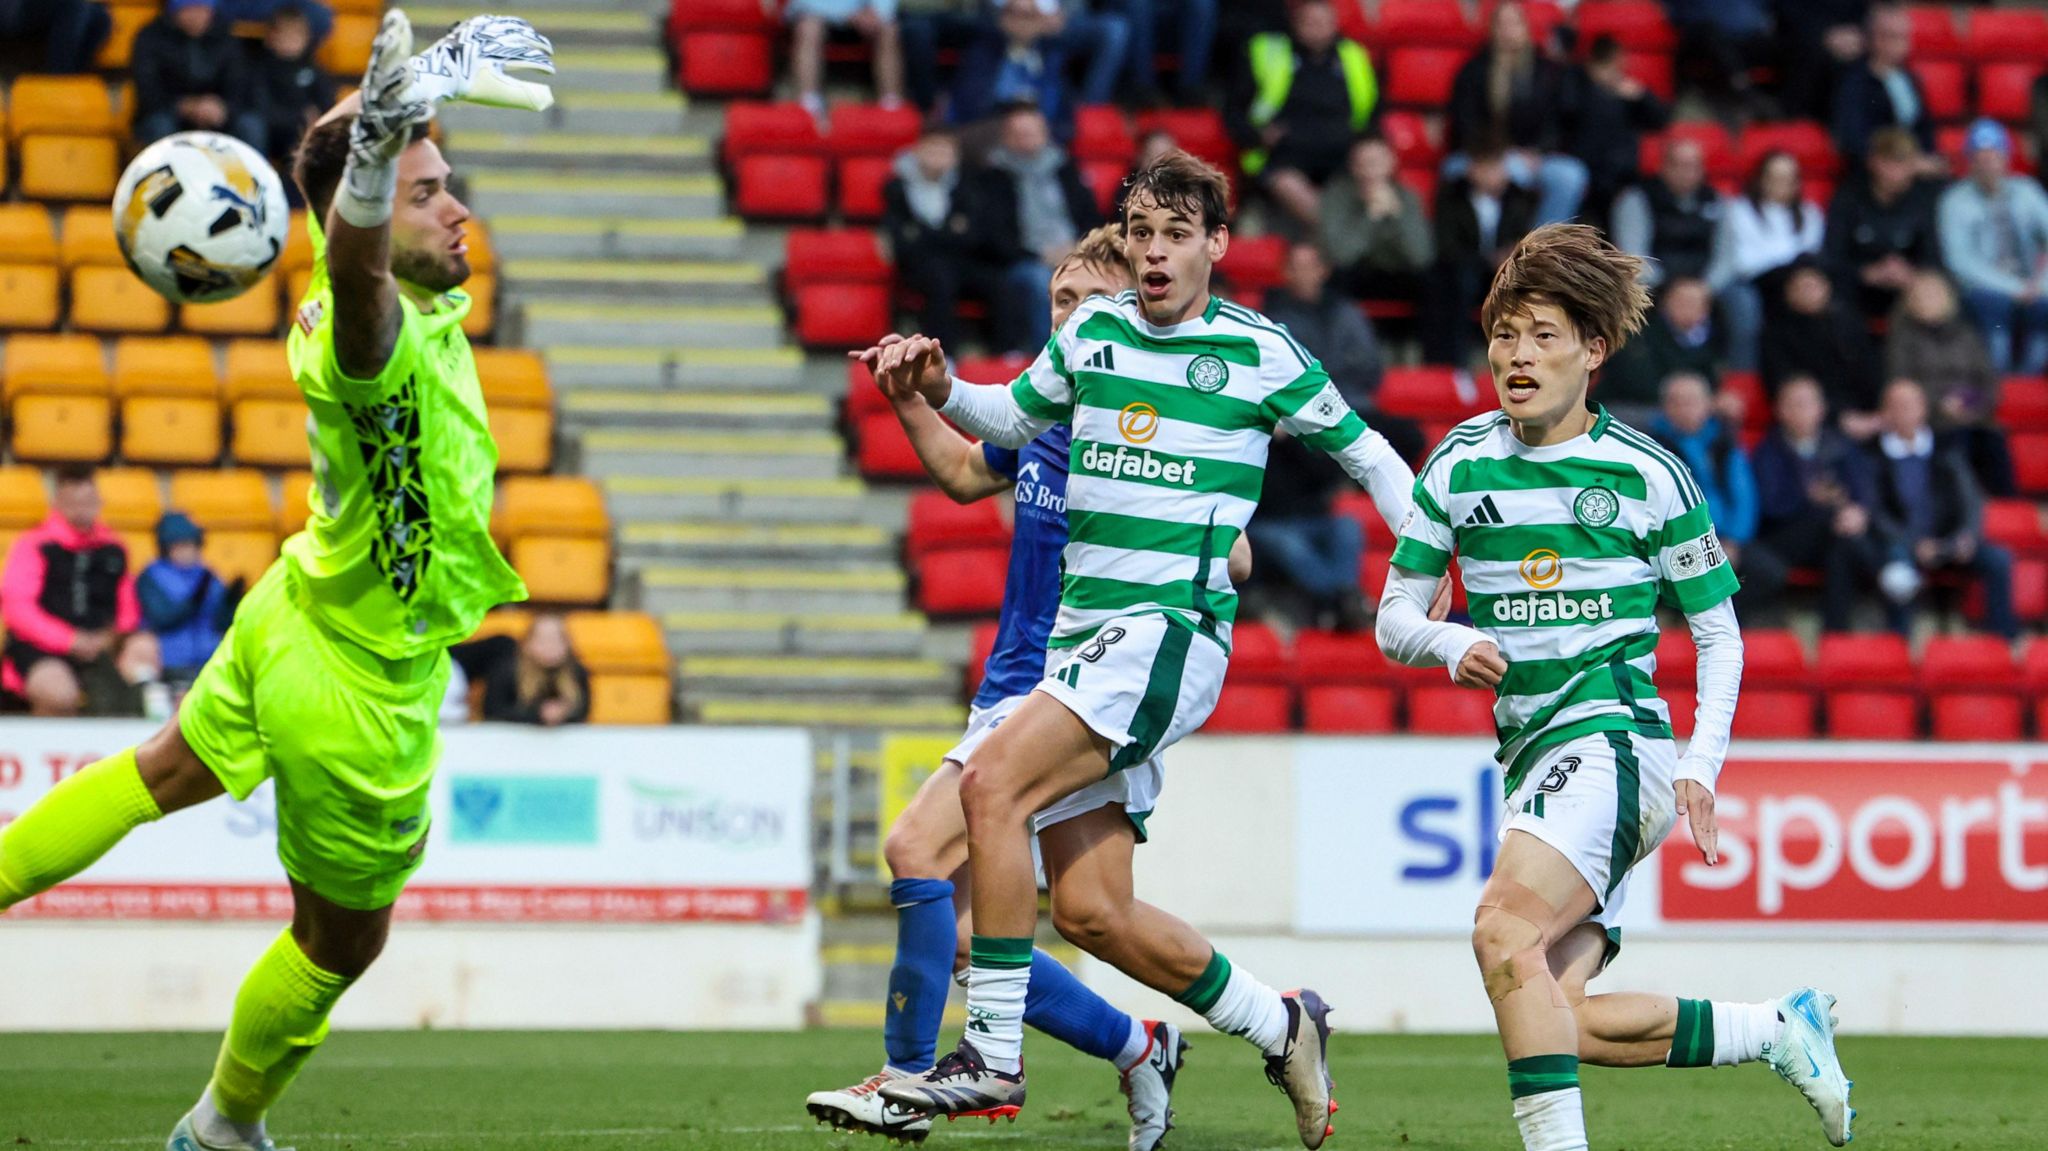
[180,563,451,911]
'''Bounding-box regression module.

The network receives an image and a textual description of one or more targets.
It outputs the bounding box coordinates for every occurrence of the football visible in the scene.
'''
[112,131,289,304]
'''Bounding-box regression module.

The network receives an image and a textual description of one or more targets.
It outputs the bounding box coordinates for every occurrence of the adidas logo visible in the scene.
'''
[1463,495,1505,526]
[1081,345,1117,371]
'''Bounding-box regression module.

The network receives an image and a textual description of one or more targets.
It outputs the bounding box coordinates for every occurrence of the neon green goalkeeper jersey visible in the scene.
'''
[280,221,528,660]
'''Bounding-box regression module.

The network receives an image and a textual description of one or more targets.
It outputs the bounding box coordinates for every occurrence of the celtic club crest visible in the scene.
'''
[1186,354,1228,393]
[1573,486,1619,529]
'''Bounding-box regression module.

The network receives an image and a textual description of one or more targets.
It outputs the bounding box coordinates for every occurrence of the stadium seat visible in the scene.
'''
[1293,628,1394,684]
[1386,46,1466,108]
[10,395,111,462]
[1962,9,2048,63]
[279,212,315,274]
[494,476,610,541]
[671,0,775,30]
[95,4,153,69]
[1378,365,1485,420]
[1132,109,1234,171]
[1498,0,1566,48]
[906,490,1008,561]
[1072,105,1136,165]
[460,275,496,339]
[1228,622,1293,684]
[2013,557,2048,622]
[20,135,119,201]
[1396,165,1439,207]
[1643,122,1740,182]
[171,469,274,531]
[836,154,893,222]
[468,609,533,643]
[953,354,1031,385]
[113,336,217,397]
[1742,628,1811,687]
[1574,0,1676,51]
[122,395,222,466]
[0,204,58,264]
[58,206,123,267]
[1930,690,2024,740]
[734,153,832,220]
[202,530,280,586]
[277,469,315,535]
[678,30,774,96]
[2012,432,2048,494]
[511,534,612,605]
[1815,632,1913,688]
[1825,689,1921,739]
[1377,110,1442,170]
[966,620,999,693]
[486,406,553,474]
[1654,627,1697,686]
[318,12,378,74]
[230,398,312,467]
[794,281,891,347]
[1906,5,1966,60]
[473,348,553,410]
[1912,60,1970,123]
[182,280,281,337]
[1301,684,1398,733]
[94,467,163,530]
[71,266,173,334]
[1374,0,1481,48]
[856,411,925,478]
[1977,63,2037,123]
[0,265,61,330]
[463,222,497,276]
[1622,51,1675,102]
[1985,499,2048,557]
[0,466,49,527]
[1080,159,1127,214]
[1217,234,1288,297]
[1204,683,1294,733]
[722,102,826,166]
[1938,123,2038,177]
[223,340,296,402]
[828,103,922,158]
[588,672,676,724]
[1998,377,2048,430]
[1730,689,1818,738]
[1407,685,1496,734]
[785,228,891,285]
[7,76,117,137]
[916,546,1007,614]
[1738,121,1840,180]
[1921,635,2023,740]
[4,333,107,398]
[566,611,669,674]
[843,360,892,421]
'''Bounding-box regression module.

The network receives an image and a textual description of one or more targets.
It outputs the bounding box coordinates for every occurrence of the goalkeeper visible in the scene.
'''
[0,12,551,1151]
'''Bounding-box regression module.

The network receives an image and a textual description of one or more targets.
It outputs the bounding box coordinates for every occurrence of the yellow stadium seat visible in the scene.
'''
[113,336,219,398]
[118,528,157,567]
[0,204,59,264]
[4,334,108,398]
[565,611,670,675]
[203,529,279,586]
[318,14,379,75]
[493,475,610,541]
[231,397,312,467]
[169,468,273,530]
[70,266,173,334]
[465,221,496,275]
[276,469,315,535]
[587,673,673,724]
[95,5,155,70]
[329,0,385,14]
[112,81,134,130]
[510,534,612,606]
[7,76,118,138]
[96,467,164,530]
[11,395,112,462]
[59,207,123,267]
[182,277,281,336]
[122,396,222,465]
[467,609,533,643]
[460,274,496,338]
[0,265,61,330]
[223,339,297,402]
[280,212,314,274]
[21,136,120,202]
[0,466,50,527]
[472,348,552,409]
[487,406,553,473]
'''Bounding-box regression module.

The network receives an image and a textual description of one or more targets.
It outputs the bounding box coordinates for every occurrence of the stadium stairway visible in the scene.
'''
[429,2,968,734]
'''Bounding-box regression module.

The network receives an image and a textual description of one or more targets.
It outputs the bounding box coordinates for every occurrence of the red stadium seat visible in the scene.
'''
[917,546,1007,615]
[1912,60,1970,123]
[2013,432,2048,495]
[966,620,999,692]
[1407,685,1496,734]
[795,282,891,347]
[1977,63,2038,123]
[844,360,892,420]
[1387,47,1466,108]
[1931,692,2024,741]
[1816,633,1914,688]
[857,411,924,478]
[678,31,772,95]
[1229,622,1294,683]
[1732,689,1818,739]
[1302,684,1398,733]
[1664,688,1697,739]
[1081,159,1128,215]
[1294,628,1393,684]
[734,154,831,219]
[1655,627,1698,686]
[1377,110,1442,170]
[906,489,1008,560]
[1938,124,2038,177]
[722,102,826,164]
[1963,9,2048,63]
[1379,365,1486,420]
[786,228,890,284]
[828,103,922,157]
[1396,165,1439,208]
[1622,51,1674,103]
[1743,629,1810,688]
[1218,234,1288,296]
[1496,0,1567,50]
[1825,689,1922,739]
[1642,122,1739,182]
[1574,0,1675,52]
[1205,682,1295,733]
[837,155,894,222]
[1984,499,2047,557]
[954,354,1031,385]
[671,0,775,32]
[1134,109,1233,170]
[1738,121,1840,180]
[1919,634,2019,690]
[1997,377,2048,430]
[1906,6,1966,60]
[2013,557,2048,622]
[1374,0,1480,48]
[1073,105,1136,164]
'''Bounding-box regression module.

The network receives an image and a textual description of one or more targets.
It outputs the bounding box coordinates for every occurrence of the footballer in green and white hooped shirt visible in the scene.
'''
[864,150,1415,1149]
[1377,225,1854,1151]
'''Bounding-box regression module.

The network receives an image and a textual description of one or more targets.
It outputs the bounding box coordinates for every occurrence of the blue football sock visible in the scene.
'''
[1023,947,1133,1064]
[883,877,957,1074]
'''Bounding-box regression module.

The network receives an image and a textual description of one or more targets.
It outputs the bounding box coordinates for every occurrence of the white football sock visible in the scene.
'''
[1712,1000,1784,1066]
[1203,963,1289,1056]
[963,963,1030,1074]
[1513,1086,1589,1151]
[195,1087,266,1148]
[1113,1018,1152,1071]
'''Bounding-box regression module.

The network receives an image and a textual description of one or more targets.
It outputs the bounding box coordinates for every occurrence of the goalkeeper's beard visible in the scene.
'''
[392,246,469,295]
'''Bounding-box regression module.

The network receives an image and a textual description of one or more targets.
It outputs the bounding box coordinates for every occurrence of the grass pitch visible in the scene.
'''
[2,1030,2040,1150]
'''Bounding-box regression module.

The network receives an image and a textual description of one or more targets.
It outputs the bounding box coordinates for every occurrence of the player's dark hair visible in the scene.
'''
[1481,223,1650,355]
[52,464,96,487]
[293,115,433,225]
[1122,148,1232,233]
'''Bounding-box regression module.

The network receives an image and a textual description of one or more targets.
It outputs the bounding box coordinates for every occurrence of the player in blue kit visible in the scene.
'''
[806,227,1249,1148]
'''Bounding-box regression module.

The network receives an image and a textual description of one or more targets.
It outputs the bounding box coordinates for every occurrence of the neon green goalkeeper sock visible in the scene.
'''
[0,747,160,910]
[208,929,355,1125]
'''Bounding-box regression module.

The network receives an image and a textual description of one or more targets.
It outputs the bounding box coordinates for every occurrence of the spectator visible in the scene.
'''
[1597,276,1725,424]
[132,0,266,149]
[212,0,331,47]
[1824,127,1942,322]
[1260,243,1424,462]
[1749,375,1885,631]
[1710,149,1825,371]
[1246,433,1370,632]
[1108,0,1217,105]
[1666,0,1773,121]
[1831,2,1939,170]
[786,0,905,124]
[950,1,1129,130]
[1612,137,1724,289]
[1423,146,1538,366]
[899,0,985,114]
[1886,269,2014,496]
[248,3,334,171]
[1937,119,2048,376]
[1761,258,1881,432]
[136,512,239,687]
[1444,0,1587,227]
[1775,0,1871,122]
[1317,137,1433,301]
[962,101,1101,355]
[1567,34,1668,227]
[1649,372,1780,611]
[1134,127,1177,170]
[0,467,141,717]
[0,0,111,73]
[457,614,591,726]
[1227,0,1376,231]
[102,630,173,721]
[883,128,971,353]
[1864,377,2018,638]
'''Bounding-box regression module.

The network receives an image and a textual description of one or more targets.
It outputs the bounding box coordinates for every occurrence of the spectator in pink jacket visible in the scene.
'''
[2,466,142,716]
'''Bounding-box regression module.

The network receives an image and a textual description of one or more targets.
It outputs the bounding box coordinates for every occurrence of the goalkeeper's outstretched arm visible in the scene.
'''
[321,12,420,380]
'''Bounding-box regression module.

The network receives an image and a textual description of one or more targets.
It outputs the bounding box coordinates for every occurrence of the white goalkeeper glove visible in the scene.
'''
[409,14,556,112]
[338,8,431,228]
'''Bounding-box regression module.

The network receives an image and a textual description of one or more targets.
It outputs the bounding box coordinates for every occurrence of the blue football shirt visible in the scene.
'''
[973,425,1071,708]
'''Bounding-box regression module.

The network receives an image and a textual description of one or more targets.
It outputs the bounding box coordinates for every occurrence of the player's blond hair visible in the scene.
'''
[1056,223,1135,287]
[1481,223,1651,355]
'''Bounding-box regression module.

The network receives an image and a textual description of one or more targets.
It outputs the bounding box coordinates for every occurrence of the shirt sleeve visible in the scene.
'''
[1676,598,1743,792]
[981,442,1021,482]
[1647,463,1741,613]
[308,293,430,405]
[1388,452,1457,577]
[1266,362,1415,532]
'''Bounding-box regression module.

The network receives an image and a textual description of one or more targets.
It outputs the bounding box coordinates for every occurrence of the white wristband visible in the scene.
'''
[335,153,397,229]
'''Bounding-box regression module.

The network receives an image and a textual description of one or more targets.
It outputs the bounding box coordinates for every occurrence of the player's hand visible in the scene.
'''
[1675,777,1717,865]
[1452,641,1506,689]
[351,10,430,168]
[867,334,951,406]
[411,14,556,112]
[1428,574,1453,621]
